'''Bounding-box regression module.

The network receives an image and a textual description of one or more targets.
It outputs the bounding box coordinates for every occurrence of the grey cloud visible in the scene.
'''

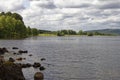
[11,6,25,11]
[0,5,25,12]
[29,0,40,1]
[93,0,120,9]
[36,2,56,9]
[62,3,91,8]
[99,2,120,9]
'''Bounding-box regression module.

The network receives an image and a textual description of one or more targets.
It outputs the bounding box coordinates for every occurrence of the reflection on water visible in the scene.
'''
[0,36,120,80]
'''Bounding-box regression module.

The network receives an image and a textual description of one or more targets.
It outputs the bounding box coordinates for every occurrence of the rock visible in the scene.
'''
[18,50,28,53]
[16,57,26,61]
[16,63,32,68]
[34,72,44,80]
[33,62,41,68]
[16,57,23,61]
[41,58,46,61]
[0,61,25,80]
[26,63,32,67]
[12,47,19,49]
[21,64,27,68]
[13,53,17,55]
[0,47,8,54]
[2,47,8,53]
[9,57,15,62]
[23,58,26,60]
[39,66,45,71]
[15,63,22,68]
[21,63,32,68]
[29,54,33,56]
[0,56,5,64]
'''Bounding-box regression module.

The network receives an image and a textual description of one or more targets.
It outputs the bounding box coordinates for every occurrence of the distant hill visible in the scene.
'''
[85,29,120,35]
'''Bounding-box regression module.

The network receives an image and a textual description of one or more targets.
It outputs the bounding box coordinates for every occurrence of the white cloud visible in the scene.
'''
[0,0,25,11]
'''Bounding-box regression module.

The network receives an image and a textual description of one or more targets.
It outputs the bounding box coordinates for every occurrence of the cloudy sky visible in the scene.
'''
[0,0,120,31]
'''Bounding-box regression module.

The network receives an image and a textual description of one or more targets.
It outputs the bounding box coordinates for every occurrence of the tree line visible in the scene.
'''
[39,29,112,36]
[0,12,39,39]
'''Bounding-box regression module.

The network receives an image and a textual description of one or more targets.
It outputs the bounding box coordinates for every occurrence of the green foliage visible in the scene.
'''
[3,61,14,66]
[12,13,23,21]
[0,12,5,16]
[0,12,39,39]
[57,31,65,36]
[27,26,32,36]
[39,30,52,34]
[78,30,83,35]
[87,32,93,36]
[77,30,113,36]
[56,30,77,36]
[31,28,39,36]
[78,30,87,35]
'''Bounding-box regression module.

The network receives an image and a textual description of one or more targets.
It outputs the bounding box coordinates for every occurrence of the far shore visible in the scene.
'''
[38,33,119,37]
[0,34,119,40]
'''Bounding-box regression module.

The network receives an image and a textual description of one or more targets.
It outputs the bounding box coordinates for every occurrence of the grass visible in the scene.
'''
[38,34,56,36]
[38,34,119,37]
[3,61,14,66]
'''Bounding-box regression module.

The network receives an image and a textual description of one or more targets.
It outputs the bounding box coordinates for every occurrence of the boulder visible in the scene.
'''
[34,72,44,80]
[0,56,5,63]
[0,47,8,54]
[0,61,25,80]
[9,57,15,62]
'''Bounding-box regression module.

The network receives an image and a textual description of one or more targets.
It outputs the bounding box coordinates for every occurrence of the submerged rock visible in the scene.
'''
[12,47,19,49]
[18,50,28,54]
[41,58,46,61]
[33,62,41,68]
[28,54,33,57]
[13,52,17,55]
[34,72,44,80]
[39,66,45,71]
[16,57,23,61]
[21,63,32,68]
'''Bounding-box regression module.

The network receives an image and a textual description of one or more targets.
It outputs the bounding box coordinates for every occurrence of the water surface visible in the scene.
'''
[0,36,120,80]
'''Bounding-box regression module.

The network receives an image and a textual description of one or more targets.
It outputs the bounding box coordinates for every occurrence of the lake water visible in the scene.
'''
[0,36,120,80]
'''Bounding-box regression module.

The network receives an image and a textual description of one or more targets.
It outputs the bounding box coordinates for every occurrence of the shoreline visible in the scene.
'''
[0,35,119,40]
[0,47,44,80]
[38,34,119,37]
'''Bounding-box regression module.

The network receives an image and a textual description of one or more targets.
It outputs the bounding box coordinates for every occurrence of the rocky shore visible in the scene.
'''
[0,61,25,80]
[0,47,45,80]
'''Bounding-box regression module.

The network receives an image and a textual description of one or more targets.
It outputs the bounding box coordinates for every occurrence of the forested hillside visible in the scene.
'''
[86,29,120,35]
